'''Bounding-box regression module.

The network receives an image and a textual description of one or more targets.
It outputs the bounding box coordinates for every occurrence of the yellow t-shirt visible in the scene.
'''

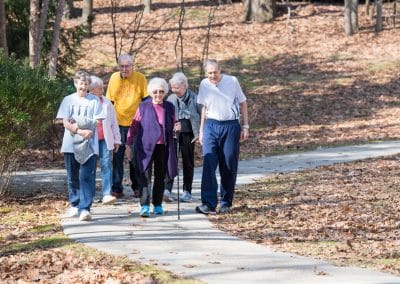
[106,71,148,126]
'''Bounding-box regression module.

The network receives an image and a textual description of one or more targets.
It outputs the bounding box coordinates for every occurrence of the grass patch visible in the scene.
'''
[28,224,58,233]
[1,235,74,256]
[0,207,12,214]
[367,60,400,72]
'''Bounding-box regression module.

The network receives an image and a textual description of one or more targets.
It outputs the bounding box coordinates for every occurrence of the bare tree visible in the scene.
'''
[200,4,217,78]
[344,0,358,35]
[36,0,50,66]
[64,0,74,19]
[49,0,66,77]
[365,0,371,17]
[174,0,185,72]
[29,0,40,67]
[109,0,171,64]
[375,0,382,32]
[243,0,276,23]
[144,0,151,14]
[0,0,7,58]
[82,0,93,34]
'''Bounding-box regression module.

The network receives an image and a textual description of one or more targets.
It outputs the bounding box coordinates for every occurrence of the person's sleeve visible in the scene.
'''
[106,75,115,102]
[234,76,246,103]
[56,98,68,119]
[126,109,141,145]
[110,103,121,144]
[141,75,148,99]
[197,82,206,105]
[93,97,105,120]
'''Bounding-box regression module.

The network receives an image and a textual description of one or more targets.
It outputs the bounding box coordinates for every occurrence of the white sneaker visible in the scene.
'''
[79,210,92,221]
[102,195,116,205]
[163,190,174,202]
[180,191,192,202]
[65,207,78,218]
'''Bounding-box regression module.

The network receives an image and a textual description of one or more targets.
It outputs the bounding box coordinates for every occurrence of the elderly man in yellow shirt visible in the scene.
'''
[106,53,148,198]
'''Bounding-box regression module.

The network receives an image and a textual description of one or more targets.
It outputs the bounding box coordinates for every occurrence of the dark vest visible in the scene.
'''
[136,100,177,179]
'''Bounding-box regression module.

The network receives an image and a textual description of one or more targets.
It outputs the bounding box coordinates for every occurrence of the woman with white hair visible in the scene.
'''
[164,72,202,203]
[89,75,121,205]
[125,78,179,217]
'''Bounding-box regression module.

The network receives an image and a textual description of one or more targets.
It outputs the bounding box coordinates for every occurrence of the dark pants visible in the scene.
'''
[64,153,97,212]
[201,119,241,210]
[139,144,166,207]
[165,132,195,193]
[112,126,139,194]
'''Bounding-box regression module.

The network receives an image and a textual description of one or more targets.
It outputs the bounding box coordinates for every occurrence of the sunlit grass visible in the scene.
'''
[1,235,73,255]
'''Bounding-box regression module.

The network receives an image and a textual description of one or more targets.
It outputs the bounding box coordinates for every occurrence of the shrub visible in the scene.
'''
[0,56,68,196]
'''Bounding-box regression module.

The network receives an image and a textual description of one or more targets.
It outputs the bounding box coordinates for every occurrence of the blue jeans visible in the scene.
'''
[201,119,241,210]
[112,126,139,193]
[98,140,112,197]
[64,153,97,212]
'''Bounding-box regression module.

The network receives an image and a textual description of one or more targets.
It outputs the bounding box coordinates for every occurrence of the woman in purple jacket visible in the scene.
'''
[125,78,179,217]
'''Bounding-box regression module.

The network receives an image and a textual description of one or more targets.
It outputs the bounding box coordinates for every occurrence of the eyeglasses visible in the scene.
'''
[119,64,132,69]
[152,90,165,95]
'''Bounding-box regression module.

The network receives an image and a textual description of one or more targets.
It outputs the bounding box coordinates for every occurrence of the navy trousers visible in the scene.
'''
[201,119,241,210]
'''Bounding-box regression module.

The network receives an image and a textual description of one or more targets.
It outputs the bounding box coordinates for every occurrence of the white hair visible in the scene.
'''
[89,75,103,90]
[147,77,169,94]
[118,53,133,65]
[169,72,188,89]
[203,59,220,72]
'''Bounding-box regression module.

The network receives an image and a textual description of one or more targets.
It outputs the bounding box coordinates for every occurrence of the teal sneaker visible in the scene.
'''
[139,205,150,217]
[153,205,164,215]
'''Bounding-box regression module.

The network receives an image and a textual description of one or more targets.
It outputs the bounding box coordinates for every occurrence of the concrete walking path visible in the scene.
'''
[16,141,400,283]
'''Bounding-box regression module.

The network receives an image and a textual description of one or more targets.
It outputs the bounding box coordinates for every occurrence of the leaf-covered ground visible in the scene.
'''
[211,154,400,275]
[0,190,197,283]
[7,0,400,281]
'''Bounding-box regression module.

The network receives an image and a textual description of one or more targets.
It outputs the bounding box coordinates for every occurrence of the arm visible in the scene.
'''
[125,109,141,161]
[109,103,121,152]
[240,100,249,141]
[199,105,206,145]
[62,118,93,140]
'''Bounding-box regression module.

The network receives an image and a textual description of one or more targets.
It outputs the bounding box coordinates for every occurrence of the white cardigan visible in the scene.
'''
[100,96,121,150]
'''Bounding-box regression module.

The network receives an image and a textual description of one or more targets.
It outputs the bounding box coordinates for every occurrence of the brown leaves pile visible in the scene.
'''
[211,154,400,275]
[1,250,149,283]
[0,195,154,284]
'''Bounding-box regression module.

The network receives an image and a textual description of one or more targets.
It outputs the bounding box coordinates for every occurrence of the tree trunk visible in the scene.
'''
[376,0,382,32]
[0,0,7,58]
[64,0,74,19]
[82,0,93,34]
[344,0,358,35]
[351,0,358,33]
[243,0,276,23]
[365,0,370,17]
[29,0,40,68]
[35,0,50,67]
[144,0,151,14]
[48,0,66,77]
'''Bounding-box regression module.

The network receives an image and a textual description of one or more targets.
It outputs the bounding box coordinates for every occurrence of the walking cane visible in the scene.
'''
[176,131,181,220]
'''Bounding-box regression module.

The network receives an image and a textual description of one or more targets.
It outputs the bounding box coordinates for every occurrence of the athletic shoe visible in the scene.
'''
[180,191,192,202]
[65,206,78,218]
[195,204,216,215]
[163,190,174,202]
[153,205,165,215]
[219,205,231,214]
[140,205,150,217]
[79,210,92,221]
[102,195,116,205]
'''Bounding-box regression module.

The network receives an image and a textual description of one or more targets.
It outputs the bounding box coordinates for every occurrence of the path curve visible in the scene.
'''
[57,141,400,283]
